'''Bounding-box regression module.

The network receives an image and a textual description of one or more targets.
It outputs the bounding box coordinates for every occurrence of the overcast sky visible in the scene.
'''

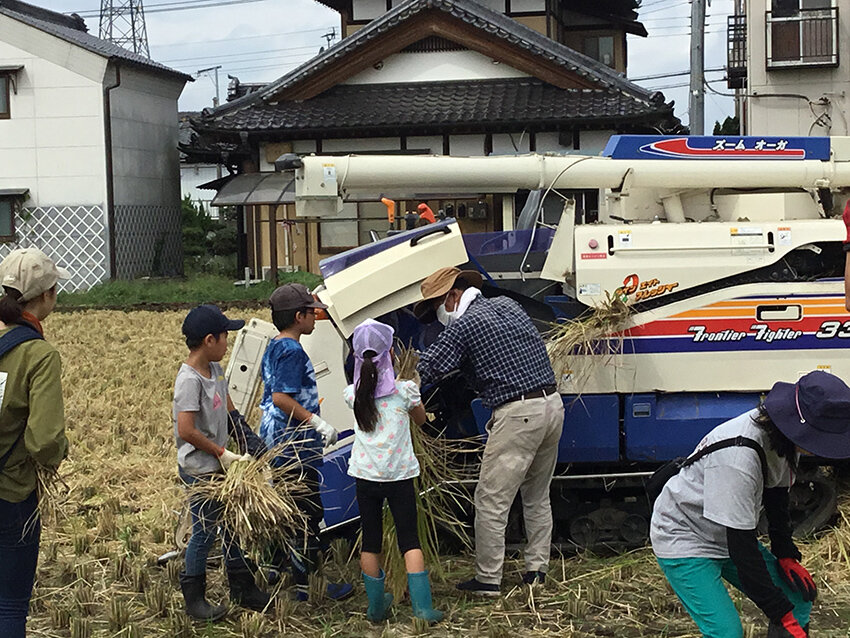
[44,0,735,132]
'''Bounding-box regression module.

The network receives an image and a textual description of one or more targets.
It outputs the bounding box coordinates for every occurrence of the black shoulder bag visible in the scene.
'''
[0,326,44,473]
[646,435,768,506]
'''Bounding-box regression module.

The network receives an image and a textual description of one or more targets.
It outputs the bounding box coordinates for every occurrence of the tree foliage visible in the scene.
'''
[181,195,238,275]
[713,116,740,136]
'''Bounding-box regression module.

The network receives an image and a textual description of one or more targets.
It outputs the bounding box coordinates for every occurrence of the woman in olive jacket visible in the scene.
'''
[0,248,69,637]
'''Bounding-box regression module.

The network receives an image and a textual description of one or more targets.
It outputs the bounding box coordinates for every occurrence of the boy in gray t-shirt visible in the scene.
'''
[173,305,270,621]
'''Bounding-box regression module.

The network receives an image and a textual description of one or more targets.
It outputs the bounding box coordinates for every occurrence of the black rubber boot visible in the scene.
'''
[179,572,228,621]
[227,567,271,612]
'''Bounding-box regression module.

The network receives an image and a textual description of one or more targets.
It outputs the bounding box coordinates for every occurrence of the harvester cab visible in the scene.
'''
[229,135,850,547]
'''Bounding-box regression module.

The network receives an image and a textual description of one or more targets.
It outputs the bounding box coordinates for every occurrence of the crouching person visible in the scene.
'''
[344,319,443,623]
[174,305,271,620]
[651,370,850,637]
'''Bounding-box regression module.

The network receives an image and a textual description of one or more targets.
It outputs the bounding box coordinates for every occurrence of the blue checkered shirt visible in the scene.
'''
[417,296,555,410]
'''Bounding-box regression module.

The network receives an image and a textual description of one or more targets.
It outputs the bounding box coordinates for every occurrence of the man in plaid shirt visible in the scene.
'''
[415,267,564,596]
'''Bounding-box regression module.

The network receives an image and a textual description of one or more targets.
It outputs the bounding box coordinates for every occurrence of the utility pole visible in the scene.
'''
[689,0,707,135]
[322,28,337,48]
[196,65,222,107]
[99,0,150,57]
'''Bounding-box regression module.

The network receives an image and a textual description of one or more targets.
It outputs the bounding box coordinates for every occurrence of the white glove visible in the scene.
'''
[309,414,338,447]
[218,448,251,471]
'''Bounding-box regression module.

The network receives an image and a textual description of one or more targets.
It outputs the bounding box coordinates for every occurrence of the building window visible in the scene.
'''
[584,35,615,68]
[317,221,359,253]
[0,199,16,241]
[767,0,838,68]
[0,76,9,119]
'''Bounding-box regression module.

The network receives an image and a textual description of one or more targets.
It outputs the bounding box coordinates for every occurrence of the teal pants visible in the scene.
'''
[657,544,812,638]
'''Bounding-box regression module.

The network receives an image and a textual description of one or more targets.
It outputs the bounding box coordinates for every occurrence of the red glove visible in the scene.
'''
[843,200,850,245]
[778,557,817,602]
[778,611,807,638]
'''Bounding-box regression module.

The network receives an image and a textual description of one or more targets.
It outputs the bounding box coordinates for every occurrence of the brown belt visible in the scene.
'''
[503,385,558,405]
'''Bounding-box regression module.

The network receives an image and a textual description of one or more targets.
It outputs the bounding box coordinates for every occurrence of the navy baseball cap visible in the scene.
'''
[182,304,245,341]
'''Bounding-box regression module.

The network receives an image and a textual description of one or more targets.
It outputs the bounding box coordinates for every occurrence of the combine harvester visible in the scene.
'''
[230,135,850,550]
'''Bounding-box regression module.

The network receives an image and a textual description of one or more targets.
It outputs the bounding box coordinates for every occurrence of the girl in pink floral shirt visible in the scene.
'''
[343,319,442,624]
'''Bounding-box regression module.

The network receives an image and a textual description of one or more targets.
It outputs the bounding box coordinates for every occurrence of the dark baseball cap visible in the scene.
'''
[182,304,245,341]
[269,283,328,312]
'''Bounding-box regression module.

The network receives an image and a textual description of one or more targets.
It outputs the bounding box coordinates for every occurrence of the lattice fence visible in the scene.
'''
[114,205,183,279]
[0,205,109,293]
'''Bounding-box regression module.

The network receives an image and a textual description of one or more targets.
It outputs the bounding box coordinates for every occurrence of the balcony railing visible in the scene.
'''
[727,14,747,89]
[766,6,839,69]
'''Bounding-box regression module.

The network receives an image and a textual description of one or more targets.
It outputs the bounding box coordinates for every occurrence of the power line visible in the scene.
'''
[176,53,316,72]
[149,26,334,49]
[639,1,690,16]
[631,67,725,81]
[73,0,270,18]
[648,77,729,91]
[162,44,320,64]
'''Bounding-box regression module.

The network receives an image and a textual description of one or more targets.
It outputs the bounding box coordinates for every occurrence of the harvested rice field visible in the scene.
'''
[27,309,850,637]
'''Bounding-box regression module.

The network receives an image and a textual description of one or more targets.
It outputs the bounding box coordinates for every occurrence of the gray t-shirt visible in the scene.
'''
[173,362,229,475]
[650,409,795,559]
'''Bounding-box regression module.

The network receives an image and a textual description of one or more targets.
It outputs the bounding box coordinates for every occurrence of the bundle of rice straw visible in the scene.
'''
[546,291,632,394]
[379,344,482,598]
[34,464,68,528]
[188,445,311,562]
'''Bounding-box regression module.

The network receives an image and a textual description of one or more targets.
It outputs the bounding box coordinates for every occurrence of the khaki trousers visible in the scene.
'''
[474,392,564,585]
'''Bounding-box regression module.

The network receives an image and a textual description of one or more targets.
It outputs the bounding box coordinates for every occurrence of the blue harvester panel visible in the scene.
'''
[471,394,619,464]
[320,440,359,528]
[625,393,761,462]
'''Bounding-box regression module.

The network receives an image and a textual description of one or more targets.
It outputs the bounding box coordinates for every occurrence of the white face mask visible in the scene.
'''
[436,301,460,327]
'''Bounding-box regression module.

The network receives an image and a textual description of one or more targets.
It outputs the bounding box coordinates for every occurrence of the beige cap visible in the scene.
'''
[0,248,70,301]
[413,267,483,323]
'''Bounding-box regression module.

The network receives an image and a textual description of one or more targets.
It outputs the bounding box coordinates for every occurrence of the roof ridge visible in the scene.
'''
[0,0,85,31]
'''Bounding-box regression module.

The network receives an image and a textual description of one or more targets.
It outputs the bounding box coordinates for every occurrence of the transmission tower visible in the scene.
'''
[99,0,150,58]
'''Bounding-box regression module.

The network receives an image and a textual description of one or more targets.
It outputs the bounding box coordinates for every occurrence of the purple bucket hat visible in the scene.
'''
[352,319,396,399]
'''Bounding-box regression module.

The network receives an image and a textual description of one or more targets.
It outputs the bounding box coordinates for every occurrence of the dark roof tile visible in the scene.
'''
[196,78,677,136]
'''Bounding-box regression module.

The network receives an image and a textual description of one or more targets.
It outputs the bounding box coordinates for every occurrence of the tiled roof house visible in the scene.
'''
[186,0,681,276]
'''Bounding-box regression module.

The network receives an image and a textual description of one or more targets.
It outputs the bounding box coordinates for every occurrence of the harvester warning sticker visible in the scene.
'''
[730,226,764,263]
[579,283,601,296]
[618,230,632,248]
[322,164,337,183]
[778,227,792,246]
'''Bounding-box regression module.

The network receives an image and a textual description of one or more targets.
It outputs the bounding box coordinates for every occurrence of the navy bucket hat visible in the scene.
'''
[764,370,850,459]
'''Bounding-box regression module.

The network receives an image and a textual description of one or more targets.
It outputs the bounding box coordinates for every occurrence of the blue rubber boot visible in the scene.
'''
[408,571,443,623]
[363,570,393,622]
